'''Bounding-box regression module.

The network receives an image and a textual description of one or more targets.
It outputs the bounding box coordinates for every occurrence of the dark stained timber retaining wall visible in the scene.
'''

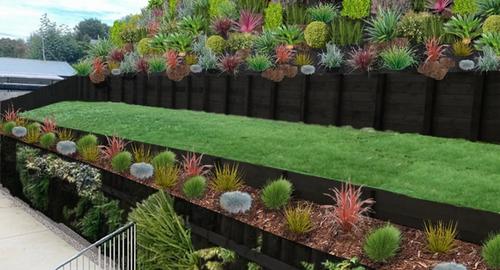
[2,71,500,143]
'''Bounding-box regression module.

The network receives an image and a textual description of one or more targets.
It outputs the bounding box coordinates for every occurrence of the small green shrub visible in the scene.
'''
[261,178,293,210]
[478,0,500,16]
[227,33,255,52]
[151,150,176,170]
[264,2,283,30]
[477,46,500,71]
[183,176,207,199]
[341,0,371,19]
[397,11,433,43]
[39,132,56,148]
[211,163,244,192]
[112,151,132,173]
[285,204,314,234]
[424,221,457,254]
[76,134,98,152]
[363,224,401,263]
[365,7,400,43]
[155,165,180,189]
[148,57,166,73]
[304,21,329,48]
[482,234,500,269]
[483,15,500,33]
[475,32,500,55]
[331,17,363,46]
[79,145,100,162]
[275,25,304,46]
[3,121,16,134]
[254,30,279,54]
[452,0,478,15]
[380,46,417,71]
[307,3,338,24]
[73,60,93,76]
[137,38,153,56]
[246,54,273,72]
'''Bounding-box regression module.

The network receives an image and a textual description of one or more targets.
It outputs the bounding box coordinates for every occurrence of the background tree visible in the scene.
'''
[0,38,27,58]
[27,14,84,63]
[75,18,109,42]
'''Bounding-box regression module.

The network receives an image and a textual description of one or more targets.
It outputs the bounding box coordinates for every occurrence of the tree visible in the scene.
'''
[27,14,84,63]
[75,18,109,42]
[0,38,27,58]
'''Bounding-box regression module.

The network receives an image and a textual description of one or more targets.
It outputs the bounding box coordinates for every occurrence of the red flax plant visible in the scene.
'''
[41,117,57,134]
[236,10,263,34]
[181,152,213,179]
[165,50,189,81]
[347,46,377,72]
[325,183,374,233]
[89,58,108,84]
[2,105,21,122]
[218,54,242,75]
[418,37,454,80]
[100,135,128,161]
[262,45,298,82]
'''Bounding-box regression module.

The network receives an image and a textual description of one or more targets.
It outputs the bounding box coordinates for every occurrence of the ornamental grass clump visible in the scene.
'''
[380,46,417,71]
[365,8,401,43]
[131,162,154,180]
[319,43,344,69]
[183,176,207,199]
[155,165,180,189]
[77,134,98,152]
[347,47,377,72]
[307,3,338,24]
[56,141,77,156]
[219,191,252,214]
[39,132,56,148]
[211,163,244,192]
[482,234,500,269]
[148,57,167,73]
[478,1,500,17]
[246,54,273,72]
[2,121,16,134]
[57,128,74,141]
[25,123,41,143]
[131,144,152,163]
[112,151,133,173]
[100,135,127,161]
[363,224,401,263]
[424,221,458,254]
[80,145,100,162]
[152,150,176,170]
[181,152,212,178]
[261,178,293,210]
[285,203,314,235]
[477,46,500,71]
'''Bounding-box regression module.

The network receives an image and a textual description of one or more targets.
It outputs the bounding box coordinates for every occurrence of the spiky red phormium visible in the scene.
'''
[109,49,124,62]
[41,117,57,134]
[100,135,127,160]
[236,10,263,33]
[136,57,150,73]
[218,54,242,74]
[181,152,213,178]
[165,50,180,70]
[425,37,446,63]
[2,105,20,122]
[347,47,377,72]
[275,45,294,65]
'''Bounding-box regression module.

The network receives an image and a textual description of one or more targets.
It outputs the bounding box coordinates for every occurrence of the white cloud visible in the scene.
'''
[0,0,147,39]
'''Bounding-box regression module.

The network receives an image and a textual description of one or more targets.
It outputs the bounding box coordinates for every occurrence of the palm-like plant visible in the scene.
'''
[275,25,304,47]
[165,32,194,54]
[179,15,206,35]
[365,8,401,43]
[444,15,482,44]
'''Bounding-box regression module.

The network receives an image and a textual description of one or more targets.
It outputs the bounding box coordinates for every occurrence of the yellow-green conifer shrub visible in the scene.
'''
[304,21,329,48]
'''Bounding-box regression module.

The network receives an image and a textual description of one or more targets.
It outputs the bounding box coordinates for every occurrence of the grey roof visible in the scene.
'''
[0,57,75,79]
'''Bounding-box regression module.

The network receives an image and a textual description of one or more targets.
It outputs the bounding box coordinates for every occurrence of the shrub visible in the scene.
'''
[120,52,139,74]
[285,203,314,234]
[325,183,374,233]
[77,134,98,152]
[294,53,313,66]
[179,15,206,36]
[380,46,417,71]
[347,47,377,72]
[148,57,166,73]
[137,38,153,56]
[285,4,308,25]
[219,191,252,214]
[217,54,242,74]
[264,2,282,30]
[236,10,263,33]
[246,54,273,72]
[73,60,93,76]
[478,0,500,16]
[111,151,132,173]
[2,121,16,134]
[100,135,127,160]
[452,0,478,15]
[433,262,467,270]
[477,46,500,71]
[475,32,500,55]
[363,224,401,263]
[79,145,100,162]
[307,3,338,24]
[371,0,412,13]
[211,163,244,192]
[183,176,207,199]
[304,21,329,49]
[151,151,176,170]
[444,15,482,44]
[131,144,152,163]
[41,117,57,134]
[39,132,56,148]
[319,43,344,69]
[227,33,255,51]
[128,192,197,269]
[181,152,212,178]
[397,11,433,43]
[56,141,77,156]
[25,123,41,143]
[275,25,304,47]
[12,126,27,138]
[254,30,279,55]
[341,0,371,19]
[453,41,474,56]
[131,162,154,180]
[206,35,226,54]
[482,234,500,269]
[300,65,316,75]
[365,8,401,43]
[424,221,457,253]
[155,165,180,189]
[261,178,293,210]
[331,17,363,46]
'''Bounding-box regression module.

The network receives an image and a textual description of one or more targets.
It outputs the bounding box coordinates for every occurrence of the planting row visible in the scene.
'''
[1,112,499,269]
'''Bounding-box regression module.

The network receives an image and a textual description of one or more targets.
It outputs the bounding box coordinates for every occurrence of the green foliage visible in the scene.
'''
[137,38,153,56]
[285,204,314,234]
[120,52,139,74]
[294,53,313,66]
[227,33,255,51]
[154,165,180,189]
[2,121,16,134]
[183,176,207,199]
[365,8,401,43]
[275,25,304,46]
[380,46,417,70]
[17,146,49,211]
[73,195,123,241]
[73,60,93,76]
[452,0,478,15]
[341,0,371,19]
[79,144,100,162]
[363,224,401,263]
[206,35,226,54]
[236,0,267,13]
[131,144,152,163]
[424,221,457,254]
[475,32,500,55]
[111,151,133,173]
[195,247,237,269]
[147,0,164,9]
[477,46,500,71]
[421,15,454,44]
[319,43,344,69]
[301,257,365,270]
[261,178,293,210]
[285,4,308,25]
[307,3,338,24]
[179,15,206,36]
[412,0,426,11]
[26,123,41,144]
[254,30,278,54]
[444,14,482,44]
[165,32,194,53]
[209,0,236,18]
[0,38,27,58]
[75,18,109,42]
[39,132,56,148]
[482,234,500,269]
[331,17,363,46]
[76,134,98,152]
[264,2,283,30]
[211,163,244,192]
[246,54,273,72]
[483,15,500,33]
[397,12,433,43]
[87,38,114,60]
[128,191,198,269]
[148,56,166,73]
[478,0,500,16]
[304,21,329,48]
[151,150,176,170]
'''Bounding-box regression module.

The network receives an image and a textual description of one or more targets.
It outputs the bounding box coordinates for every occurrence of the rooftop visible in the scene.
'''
[0,57,75,80]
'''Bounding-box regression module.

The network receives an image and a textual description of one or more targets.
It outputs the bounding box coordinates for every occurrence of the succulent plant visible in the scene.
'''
[12,126,27,138]
[130,162,154,180]
[219,191,252,214]
[56,141,77,156]
[459,60,476,71]
[190,64,203,73]
[432,262,467,270]
[300,65,316,75]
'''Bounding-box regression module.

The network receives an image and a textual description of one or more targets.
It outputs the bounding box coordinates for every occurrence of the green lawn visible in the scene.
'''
[23,101,500,213]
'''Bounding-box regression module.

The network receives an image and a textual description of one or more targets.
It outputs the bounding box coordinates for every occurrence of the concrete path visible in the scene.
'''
[0,186,90,270]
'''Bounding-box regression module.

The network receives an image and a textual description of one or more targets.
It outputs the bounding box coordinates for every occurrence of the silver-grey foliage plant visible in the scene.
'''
[12,126,27,138]
[120,52,139,74]
[476,46,500,72]
[432,262,467,270]
[319,43,344,69]
[220,191,252,214]
[193,35,218,70]
[130,162,154,180]
[56,141,77,156]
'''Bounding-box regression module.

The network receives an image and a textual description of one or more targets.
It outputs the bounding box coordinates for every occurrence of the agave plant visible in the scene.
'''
[165,32,194,54]
[427,0,452,14]
[444,15,482,44]
[235,10,263,34]
[475,32,500,56]
[365,7,401,43]
[275,25,304,47]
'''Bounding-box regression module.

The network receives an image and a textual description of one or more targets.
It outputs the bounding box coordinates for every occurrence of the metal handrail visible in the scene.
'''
[55,222,136,270]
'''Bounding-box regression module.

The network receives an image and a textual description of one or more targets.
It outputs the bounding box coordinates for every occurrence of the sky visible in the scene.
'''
[0,0,148,39]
